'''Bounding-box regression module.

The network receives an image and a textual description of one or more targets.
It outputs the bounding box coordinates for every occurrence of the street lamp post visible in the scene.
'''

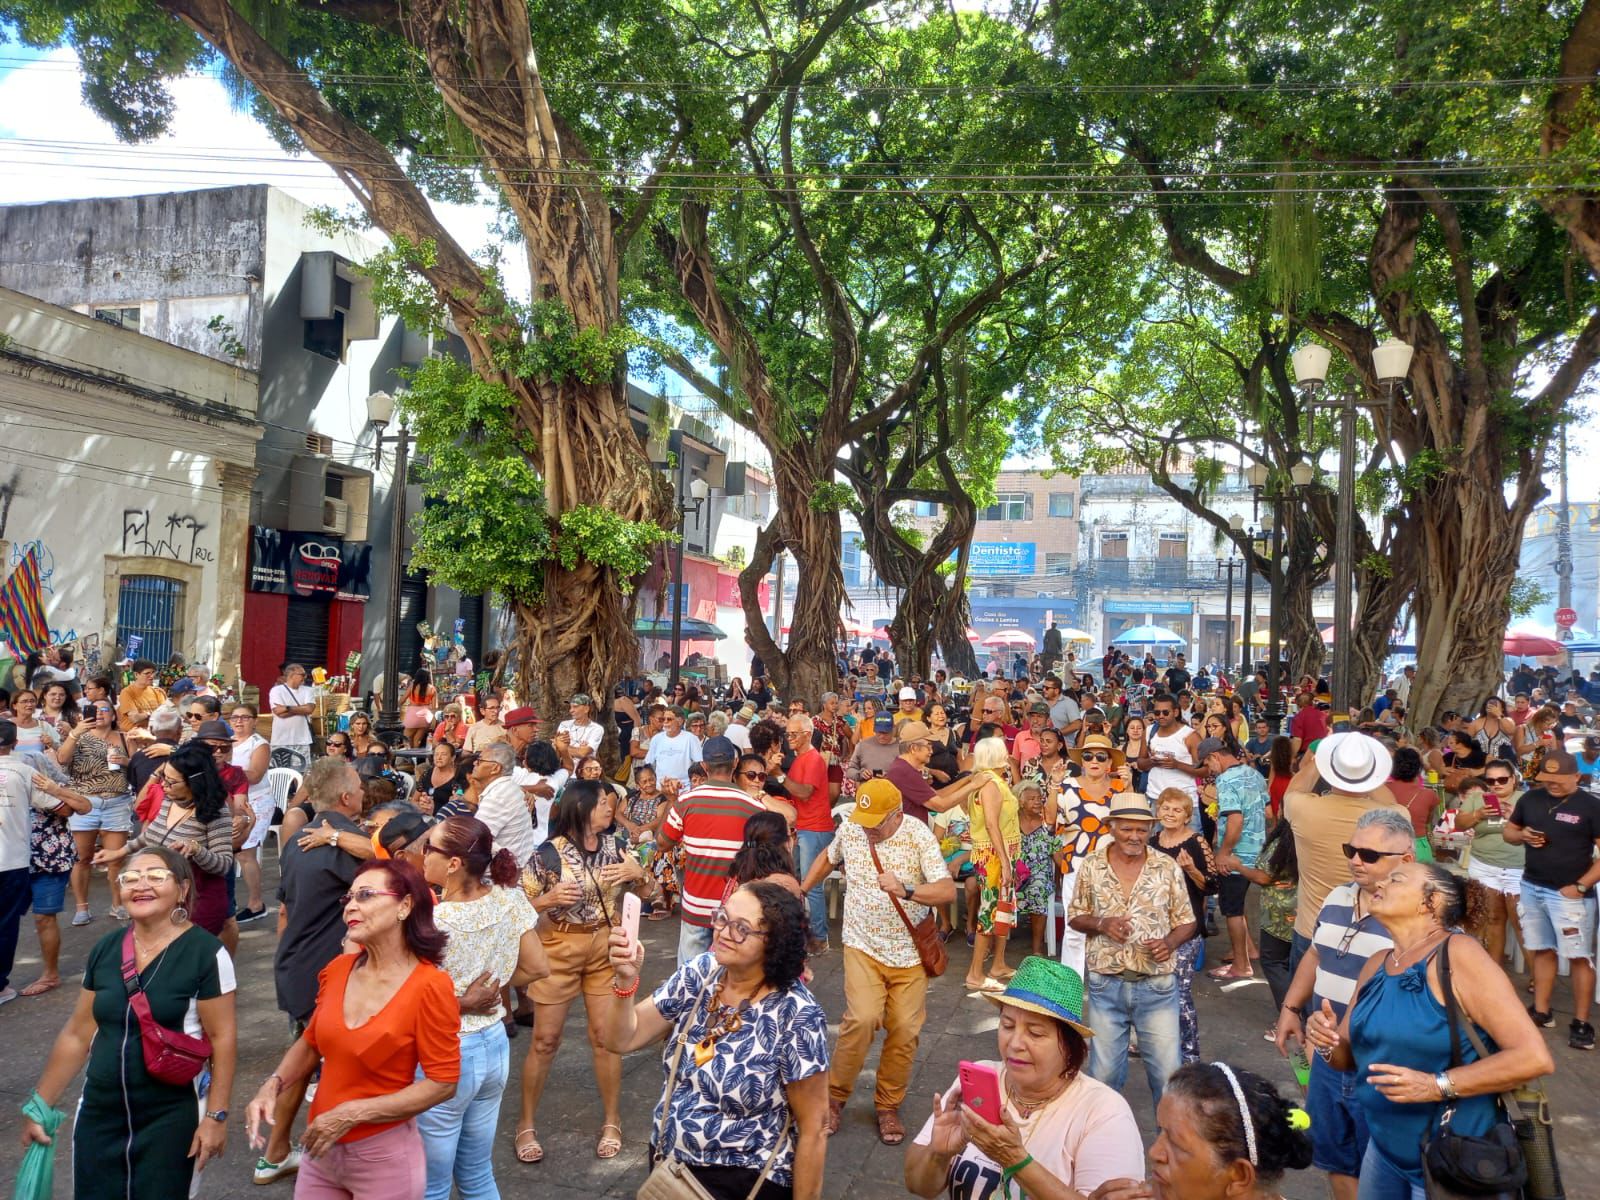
[1221,553,1238,677]
[667,449,710,692]
[1293,337,1413,716]
[367,390,413,747]
[1246,461,1315,732]
[1229,513,1252,681]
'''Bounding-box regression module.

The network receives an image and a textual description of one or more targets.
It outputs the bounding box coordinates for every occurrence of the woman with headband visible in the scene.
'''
[1089,1061,1313,1200]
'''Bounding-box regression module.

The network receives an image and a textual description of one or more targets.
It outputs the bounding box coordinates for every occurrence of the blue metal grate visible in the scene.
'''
[117,575,186,664]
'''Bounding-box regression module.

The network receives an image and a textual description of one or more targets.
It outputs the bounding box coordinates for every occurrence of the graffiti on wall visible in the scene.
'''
[9,540,55,594]
[122,509,215,564]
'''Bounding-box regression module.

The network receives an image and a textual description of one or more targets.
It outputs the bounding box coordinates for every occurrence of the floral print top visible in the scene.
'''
[650,953,830,1185]
[1016,824,1064,916]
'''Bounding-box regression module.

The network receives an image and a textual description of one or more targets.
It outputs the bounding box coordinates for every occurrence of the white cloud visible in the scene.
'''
[0,50,526,299]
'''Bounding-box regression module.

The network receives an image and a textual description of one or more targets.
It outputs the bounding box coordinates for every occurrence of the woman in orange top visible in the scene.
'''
[245,859,460,1200]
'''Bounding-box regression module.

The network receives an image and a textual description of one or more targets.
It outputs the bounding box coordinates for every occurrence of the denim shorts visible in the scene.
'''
[1520,881,1596,961]
[1218,873,1250,917]
[67,793,133,834]
[1465,858,1523,896]
[1308,1053,1369,1177]
[30,871,69,915]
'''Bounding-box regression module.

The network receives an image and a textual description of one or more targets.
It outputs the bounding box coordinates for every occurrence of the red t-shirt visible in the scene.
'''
[663,783,768,927]
[788,749,833,832]
[1289,705,1329,746]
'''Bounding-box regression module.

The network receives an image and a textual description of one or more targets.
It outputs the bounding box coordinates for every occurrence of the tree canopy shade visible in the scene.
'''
[1038,0,1600,721]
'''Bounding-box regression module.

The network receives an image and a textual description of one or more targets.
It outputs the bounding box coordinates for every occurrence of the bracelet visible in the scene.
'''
[1435,1070,1458,1101]
[267,1073,287,1093]
[612,976,641,998]
[1000,1153,1034,1185]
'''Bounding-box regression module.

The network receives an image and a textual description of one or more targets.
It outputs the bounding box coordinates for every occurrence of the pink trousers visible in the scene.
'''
[293,1121,425,1200]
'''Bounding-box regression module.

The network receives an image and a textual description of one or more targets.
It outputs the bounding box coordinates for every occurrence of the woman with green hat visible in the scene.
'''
[906,956,1144,1199]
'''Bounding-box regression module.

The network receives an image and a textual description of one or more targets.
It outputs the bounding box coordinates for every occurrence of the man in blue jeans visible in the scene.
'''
[1066,794,1196,1112]
[776,713,834,954]
[1273,807,1411,1200]
[1506,748,1600,1050]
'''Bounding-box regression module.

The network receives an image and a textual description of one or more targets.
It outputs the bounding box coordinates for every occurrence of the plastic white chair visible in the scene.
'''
[264,767,302,859]
[826,803,855,918]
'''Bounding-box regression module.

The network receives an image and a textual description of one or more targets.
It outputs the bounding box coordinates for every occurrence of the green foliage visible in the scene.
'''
[205,315,247,360]
[1509,577,1551,618]
[399,358,668,601]
[808,482,857,514]
[551,506,674,592]
[1359,551,1394,580]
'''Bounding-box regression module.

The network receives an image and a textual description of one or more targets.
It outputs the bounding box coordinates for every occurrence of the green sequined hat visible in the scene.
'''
[984,956,1093,1037]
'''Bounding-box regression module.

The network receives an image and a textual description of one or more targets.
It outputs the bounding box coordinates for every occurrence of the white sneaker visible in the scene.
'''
[0,987,17,1008]
[253,1147,301,1184]
[109,906,129,921]
[71,909,93,927]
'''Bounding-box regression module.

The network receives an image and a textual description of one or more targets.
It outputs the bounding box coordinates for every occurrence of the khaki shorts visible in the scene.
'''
[529,922,616,1005]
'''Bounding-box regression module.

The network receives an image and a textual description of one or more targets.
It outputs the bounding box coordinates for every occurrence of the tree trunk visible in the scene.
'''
[1347,548,1416,717]
[738,449,846,708]
[932,584,980,677]
[1408,472,1525,725]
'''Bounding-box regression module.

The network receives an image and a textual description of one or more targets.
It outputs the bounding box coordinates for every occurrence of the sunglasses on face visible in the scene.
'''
[1485,775,1512,785]
[339,888,401,906]
[739,770,768,782]
[184,713,205,722]
[1082,751,1111,763]
[1342,844,1403,864]
[117,868,176,887]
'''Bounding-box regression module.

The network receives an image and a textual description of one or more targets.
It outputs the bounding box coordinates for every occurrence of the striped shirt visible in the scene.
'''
[663,783,766,927]
[1310,883,1393,1021]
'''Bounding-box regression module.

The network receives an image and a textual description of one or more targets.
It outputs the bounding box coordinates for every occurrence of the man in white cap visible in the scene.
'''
[1284,731,1409,969]
[892,685,923,730]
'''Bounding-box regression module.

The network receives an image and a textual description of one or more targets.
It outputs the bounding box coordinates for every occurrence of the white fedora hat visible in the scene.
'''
[1315,731,1393,793]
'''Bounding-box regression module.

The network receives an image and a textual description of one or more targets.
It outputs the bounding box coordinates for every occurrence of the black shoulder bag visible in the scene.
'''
[1421,938,1563,1200]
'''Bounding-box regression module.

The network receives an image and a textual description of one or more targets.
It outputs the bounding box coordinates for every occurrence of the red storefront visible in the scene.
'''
[241,527,370,695]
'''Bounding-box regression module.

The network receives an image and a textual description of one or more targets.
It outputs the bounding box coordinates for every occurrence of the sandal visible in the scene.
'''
[1206,964,1254,980]
[965,977,1006,994]
[826,1098,844,1136]
[515,1128,543,1163]
[19,978,60,997]
[876,1108,906,1145]
[596,1124,623,1159]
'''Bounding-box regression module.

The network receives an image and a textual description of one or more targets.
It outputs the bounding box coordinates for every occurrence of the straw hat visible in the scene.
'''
[1067,732,1125,769]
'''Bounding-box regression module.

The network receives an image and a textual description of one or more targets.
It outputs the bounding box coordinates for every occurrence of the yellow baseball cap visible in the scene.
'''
[851,777,903,827]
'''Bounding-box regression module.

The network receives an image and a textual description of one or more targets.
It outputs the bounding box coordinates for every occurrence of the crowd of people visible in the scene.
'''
[1,641,1586,1200]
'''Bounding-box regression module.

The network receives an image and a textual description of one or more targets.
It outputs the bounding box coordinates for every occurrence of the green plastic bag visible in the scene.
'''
[12,1092,63,1200]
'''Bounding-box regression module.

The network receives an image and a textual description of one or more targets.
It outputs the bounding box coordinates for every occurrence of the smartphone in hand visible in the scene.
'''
[621,892,642,956]
[958,1060,1004,1124]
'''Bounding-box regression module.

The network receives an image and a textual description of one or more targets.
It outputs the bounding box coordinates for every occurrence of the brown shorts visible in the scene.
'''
[529,922,616,1005]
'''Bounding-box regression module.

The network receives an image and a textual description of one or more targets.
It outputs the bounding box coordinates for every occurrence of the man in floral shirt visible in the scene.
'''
[798,778,954,1147]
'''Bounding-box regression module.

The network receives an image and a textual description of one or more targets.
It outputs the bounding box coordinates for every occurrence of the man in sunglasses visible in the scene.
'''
[1137,693,1201,825]
[1274,806,1413,1200]
[1505,748,1600,1049]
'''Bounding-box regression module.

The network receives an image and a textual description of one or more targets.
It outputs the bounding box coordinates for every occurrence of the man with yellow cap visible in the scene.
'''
[798,777,955,1148]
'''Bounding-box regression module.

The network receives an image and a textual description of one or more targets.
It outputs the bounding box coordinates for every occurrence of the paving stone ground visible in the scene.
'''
[2,856,1596,1198]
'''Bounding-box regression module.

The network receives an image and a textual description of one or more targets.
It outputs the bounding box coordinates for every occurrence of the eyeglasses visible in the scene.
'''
[229,714,253,721]
[422,843,450,857]
[1081,752,1111,762]
[339,888,401,906]
[739,770,768,782]
[117,868,175,886]
[1341,844,1403,864]
[711,909,767,944]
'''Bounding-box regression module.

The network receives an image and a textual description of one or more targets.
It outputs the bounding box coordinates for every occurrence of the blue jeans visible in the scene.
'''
[416,1023,510,1200]
[1357,1142,1426,1200]
[678,919,713,964]
[1085,970,1182,1106]
[793,829,835,941]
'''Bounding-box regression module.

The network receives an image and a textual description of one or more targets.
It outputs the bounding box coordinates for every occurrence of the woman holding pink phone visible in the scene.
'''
[905,956,1145,1199]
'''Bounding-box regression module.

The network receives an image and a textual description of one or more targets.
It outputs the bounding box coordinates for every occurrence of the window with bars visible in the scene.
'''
[117,576,186,664]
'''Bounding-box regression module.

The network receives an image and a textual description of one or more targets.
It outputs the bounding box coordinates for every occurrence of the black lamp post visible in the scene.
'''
[666,429,710,691]
[367,389,413,747]
[1246,460,1315,733]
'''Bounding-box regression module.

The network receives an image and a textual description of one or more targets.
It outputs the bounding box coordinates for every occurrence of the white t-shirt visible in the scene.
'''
[512,766,566,846]
[0,756,54,872]
[477,775,537,867]
[269,684,315,747]
[913,1067,1145,1200]
[724,722,752,752]
[557,718,604,757]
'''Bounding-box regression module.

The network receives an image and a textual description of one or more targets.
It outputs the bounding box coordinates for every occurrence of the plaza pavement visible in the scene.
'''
[2,856,1596,1199]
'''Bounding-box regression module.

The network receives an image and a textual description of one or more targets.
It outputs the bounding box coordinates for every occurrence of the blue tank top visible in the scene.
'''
[1348,944,1500,1181]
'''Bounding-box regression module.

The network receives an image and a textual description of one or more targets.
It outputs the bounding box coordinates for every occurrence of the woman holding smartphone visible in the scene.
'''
[905,956,1143,1198]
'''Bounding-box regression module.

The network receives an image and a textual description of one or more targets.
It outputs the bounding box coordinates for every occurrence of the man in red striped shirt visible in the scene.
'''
[658,735,767,963]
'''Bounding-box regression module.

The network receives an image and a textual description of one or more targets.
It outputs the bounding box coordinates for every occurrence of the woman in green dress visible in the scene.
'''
[20,845,237,1199]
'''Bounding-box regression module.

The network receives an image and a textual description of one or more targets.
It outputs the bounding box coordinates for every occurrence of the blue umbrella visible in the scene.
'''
[1111,624,1187,647]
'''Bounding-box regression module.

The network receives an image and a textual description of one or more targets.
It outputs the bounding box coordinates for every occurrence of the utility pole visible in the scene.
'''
[1558,422,1573,632]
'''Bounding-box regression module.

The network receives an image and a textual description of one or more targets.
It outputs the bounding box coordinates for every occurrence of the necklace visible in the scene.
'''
[693,978,760,1067]
[1005,1073,1072,1118]
[1389,928,1448,972]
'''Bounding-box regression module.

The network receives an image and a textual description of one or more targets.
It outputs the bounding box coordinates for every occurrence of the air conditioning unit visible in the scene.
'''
[321,498,351,536]
[300,251,379,362]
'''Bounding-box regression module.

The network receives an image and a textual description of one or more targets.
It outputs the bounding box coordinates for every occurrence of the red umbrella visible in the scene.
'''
[966,627,980,642]
[1503,632,1567,656]
[872,627,892,640]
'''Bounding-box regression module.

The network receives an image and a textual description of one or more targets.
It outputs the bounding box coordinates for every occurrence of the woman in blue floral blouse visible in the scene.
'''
[603,880,830,1199]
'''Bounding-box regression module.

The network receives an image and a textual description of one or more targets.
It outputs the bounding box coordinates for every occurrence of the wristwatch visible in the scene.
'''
[204,1109,228,1122]
[903,883,915,901]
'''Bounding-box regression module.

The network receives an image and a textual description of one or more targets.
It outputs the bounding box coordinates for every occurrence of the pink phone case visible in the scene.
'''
[621,892,642,952]
[958,1060,1004,1124]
